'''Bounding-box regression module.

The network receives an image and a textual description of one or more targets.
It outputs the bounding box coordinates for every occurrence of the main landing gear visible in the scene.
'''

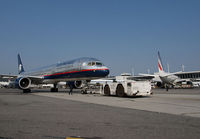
[51,84,58,92]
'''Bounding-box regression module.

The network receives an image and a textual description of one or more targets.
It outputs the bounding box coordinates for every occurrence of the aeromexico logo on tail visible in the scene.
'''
[18,54,25,74]
[19,64,23,73]
[18,63,25,74]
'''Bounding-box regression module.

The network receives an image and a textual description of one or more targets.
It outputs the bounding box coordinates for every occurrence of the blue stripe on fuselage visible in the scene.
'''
[43,69,109,80]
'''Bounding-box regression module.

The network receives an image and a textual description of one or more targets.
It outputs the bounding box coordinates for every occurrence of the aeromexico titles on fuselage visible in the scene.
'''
[15,56,109,92]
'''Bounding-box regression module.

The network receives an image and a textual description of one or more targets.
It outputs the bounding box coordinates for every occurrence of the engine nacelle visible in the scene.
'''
[67,81,84,89]
[15,77,31,89]
[155,81,164,88]
[74,81,83,88]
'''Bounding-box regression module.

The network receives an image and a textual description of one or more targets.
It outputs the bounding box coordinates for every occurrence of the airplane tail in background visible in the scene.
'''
[18,54,25,74]
[158,51,164,73]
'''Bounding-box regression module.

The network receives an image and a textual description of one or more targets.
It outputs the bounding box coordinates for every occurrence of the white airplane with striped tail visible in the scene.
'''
[139,51,193,88]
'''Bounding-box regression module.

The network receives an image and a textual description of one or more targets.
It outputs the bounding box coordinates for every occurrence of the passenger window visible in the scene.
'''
[88,62,92,66]
[92,62,95,66]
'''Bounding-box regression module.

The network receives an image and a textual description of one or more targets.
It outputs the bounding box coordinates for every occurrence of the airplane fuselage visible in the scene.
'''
[159,74,179,85]
[20,57,109,84]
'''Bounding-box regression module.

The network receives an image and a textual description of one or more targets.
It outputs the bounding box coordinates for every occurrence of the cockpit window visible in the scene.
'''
[96,62,103,66]
[88,61,103,66]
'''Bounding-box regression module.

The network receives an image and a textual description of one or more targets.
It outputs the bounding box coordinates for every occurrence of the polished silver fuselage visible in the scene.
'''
[20,57,109,84]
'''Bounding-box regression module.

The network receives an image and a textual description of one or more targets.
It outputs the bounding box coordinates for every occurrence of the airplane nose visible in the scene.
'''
[103,68,110,76]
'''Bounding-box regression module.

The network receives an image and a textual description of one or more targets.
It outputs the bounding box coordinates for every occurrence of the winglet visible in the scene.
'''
[158,51,164,72]
[18,54,25,74]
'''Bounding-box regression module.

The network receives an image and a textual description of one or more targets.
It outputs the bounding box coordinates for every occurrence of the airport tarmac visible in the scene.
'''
[0,88,200,139]
[33,88,200,118]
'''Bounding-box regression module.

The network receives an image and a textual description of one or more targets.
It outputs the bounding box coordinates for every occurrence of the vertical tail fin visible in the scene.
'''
[18,54,25,74]
[158,51,164,72]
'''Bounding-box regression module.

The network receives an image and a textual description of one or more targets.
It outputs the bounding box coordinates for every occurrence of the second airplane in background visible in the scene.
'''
[140,51,193,88]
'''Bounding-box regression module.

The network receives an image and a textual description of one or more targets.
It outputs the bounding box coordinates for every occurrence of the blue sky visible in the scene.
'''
[0,0,200,75]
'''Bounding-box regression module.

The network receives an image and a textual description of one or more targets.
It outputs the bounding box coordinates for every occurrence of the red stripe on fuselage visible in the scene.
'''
[43,68,109,77]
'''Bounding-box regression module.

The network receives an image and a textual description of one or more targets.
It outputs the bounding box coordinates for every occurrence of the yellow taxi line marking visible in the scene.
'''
[66,137,84,139]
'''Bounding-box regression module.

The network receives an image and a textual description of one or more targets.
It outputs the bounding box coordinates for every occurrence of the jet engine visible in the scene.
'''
[74,81,83,88]
[155,81,164,88]
[67,80,88,89]
[15,77,31,89]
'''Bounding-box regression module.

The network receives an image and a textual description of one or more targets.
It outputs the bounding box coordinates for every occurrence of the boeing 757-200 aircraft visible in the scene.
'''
[0,54,109,93]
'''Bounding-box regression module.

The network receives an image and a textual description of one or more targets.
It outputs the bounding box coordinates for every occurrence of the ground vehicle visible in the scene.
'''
[100,74,152,97]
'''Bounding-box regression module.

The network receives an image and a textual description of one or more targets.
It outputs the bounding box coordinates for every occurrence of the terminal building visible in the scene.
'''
[175,71,200,80]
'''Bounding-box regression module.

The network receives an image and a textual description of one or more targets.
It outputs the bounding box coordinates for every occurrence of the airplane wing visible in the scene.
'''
[0,74,43,79]
[128,75,155,81]
[0,74,44,84]
[174,78,191,84]
[24,75,44,79]
[0,74,18,79]
[26,76,44,84]
[138,73,156,77]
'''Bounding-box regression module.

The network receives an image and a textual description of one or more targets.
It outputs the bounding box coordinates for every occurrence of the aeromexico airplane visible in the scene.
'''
[0,54,109,93]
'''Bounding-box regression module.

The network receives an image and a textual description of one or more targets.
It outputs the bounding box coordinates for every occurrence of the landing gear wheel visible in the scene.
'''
[81,89,87,94]
[116,84,125,97]
[51,84,58,92]
[104,85,110,96]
